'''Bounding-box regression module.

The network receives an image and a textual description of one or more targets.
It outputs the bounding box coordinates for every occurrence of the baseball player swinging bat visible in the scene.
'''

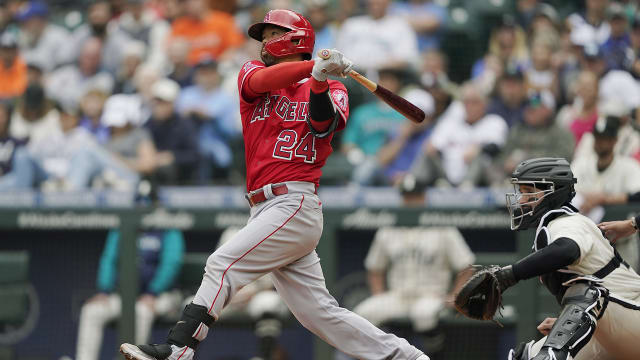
[318,49,426,124]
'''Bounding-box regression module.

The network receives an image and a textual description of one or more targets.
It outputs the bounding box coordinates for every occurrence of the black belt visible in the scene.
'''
[593,249,630,279]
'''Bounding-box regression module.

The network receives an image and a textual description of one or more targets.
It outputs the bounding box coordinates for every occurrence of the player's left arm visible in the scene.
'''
[306,79,349,138]
[486,237,582,293]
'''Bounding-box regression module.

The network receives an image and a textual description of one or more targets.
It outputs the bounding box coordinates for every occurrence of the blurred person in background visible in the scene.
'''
[341,67,409,185]
[9,80,60,142]
[472,14,529,94]
[335,0,420,72]
[70,0,131,75]
[493,91,574,185]
[165,38,194,88]
[14,1,73,72]
[487,67,527,127]
[0,3,11,33]
[75,228,185,360]
[175,58,239,183]
[629,13,640,78]
[354,226,474,360]
[79,89,111,144]
[0,31,26,99]
[572,115,640,271]
[574,99,640,161]
[388,0,447,52]
[525,37,559,98]
[527,3,561,48]
[556,70,599,147]
[0,101,27,189]
[133,63,162,122]
[169,0,244,65]
[45,37,114,111]
[567,0,611,46]
[581,38,640,113]
[146,78,198,185]
[103,94,158,179]
[114,40,147,95]
[306,0,338,54]
[376,88,435,186]
[600,2,633,71]
[409,82,508,188]
[111,0,170,71]
[0,102,137,191]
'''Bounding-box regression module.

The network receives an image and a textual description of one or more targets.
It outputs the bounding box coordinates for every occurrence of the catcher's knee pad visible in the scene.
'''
[168,303,215,349]
[508,340,535,360]
[534,283,600,360]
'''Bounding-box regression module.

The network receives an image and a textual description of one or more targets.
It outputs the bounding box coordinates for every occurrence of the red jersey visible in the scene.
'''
[238,60,349,192]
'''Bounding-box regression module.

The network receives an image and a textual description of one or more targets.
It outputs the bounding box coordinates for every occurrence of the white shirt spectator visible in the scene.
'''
[335,14,419,72]
[28,126,98,179]
[18,23,74,72]
[598,70,640,111]
[45,65,114,110]
[574,123,640,162]
[568,13,610,46]
[429,101,508,184]
[9,107,61,142]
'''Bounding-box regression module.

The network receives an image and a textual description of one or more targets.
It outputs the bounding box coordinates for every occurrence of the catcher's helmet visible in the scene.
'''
[248,9,315,60]
[506,158,577,230]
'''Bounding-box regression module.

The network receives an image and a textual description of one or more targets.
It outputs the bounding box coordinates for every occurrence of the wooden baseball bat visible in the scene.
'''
[317,50,426,123]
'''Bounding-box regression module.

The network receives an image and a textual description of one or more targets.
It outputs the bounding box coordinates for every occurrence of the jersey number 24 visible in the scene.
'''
[273,130,316,163]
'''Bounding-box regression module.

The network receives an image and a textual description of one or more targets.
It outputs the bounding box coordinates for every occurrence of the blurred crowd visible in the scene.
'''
[0,0,640,204]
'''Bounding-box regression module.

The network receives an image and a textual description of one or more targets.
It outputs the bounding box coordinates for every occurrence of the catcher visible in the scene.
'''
[454,157,640,360]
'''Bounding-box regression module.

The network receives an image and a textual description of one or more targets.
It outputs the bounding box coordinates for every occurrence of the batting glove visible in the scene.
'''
[312,49,354,81]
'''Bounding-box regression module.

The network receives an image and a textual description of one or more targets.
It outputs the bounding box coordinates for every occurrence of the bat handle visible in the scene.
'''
[348,70,377,92]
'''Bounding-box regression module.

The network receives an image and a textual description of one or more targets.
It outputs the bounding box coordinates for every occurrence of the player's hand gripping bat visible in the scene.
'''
[317,49,426,123]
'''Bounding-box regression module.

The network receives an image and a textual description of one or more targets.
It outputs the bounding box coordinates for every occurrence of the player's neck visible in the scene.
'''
[274,54,305,65]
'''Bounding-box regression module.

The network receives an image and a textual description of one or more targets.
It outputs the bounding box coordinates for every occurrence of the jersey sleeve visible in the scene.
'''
[365,228,390,272]
[237,60,266,103]
[327,80,350,131]
[548,216,593,263]
[445,228,475,271]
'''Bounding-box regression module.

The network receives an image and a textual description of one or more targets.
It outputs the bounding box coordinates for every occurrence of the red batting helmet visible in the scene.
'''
[248,9,315,60]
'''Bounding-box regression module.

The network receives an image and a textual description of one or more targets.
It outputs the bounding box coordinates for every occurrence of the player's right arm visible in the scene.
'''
[238,60,314,102]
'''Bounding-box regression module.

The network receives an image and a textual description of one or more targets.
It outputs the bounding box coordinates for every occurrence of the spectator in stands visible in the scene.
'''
[14,1,73,72]
[410,82,508,188]
[9,81,60,142]
[556,70,599,147]
[377,88,435,185]
[70,0,130,75]
[581,42,640,122]
[169,0,244,65]
[574,99,640,161]
[472,14,529,94]
[0,31,26,99]
[571,116,640,271]
[165,38,194,88]
[307,0,338,54]
[600,2,632,71]
[388,0,447,52]
[132,63,162,123]
[146,78,198,185]
[341,67,408,185]
[354,226,474,359]
[79,89,110,145]
[0,4,10,33]
[567,0,611,46]
[75,228,184,360]
[487,67,527,127]
[629,14,640,78]
[494,91,574,185]
[0,101,27,188]
[113,0,170,65]
[46,37,114,110]
[335,0,420,72]
[528,3,561,48]
[113,41,146,95]
[175,58,239,183]
[103,94,158,178]
[525,37,559,98]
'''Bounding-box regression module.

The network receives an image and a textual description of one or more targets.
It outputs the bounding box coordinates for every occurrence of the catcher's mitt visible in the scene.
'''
[454,265,505,321]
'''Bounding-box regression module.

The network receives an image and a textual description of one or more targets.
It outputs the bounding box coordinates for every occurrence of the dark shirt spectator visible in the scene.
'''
[0,101,24,176]
[146,78,198,184]
[600,3,633,71]
[487,68,527,127]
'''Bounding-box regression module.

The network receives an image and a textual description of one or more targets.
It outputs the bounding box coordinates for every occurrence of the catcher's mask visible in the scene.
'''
[505,158,577,230]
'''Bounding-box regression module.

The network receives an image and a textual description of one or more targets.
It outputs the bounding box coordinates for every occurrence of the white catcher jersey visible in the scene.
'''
[365,226,474,296]
[547,212,640,300]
